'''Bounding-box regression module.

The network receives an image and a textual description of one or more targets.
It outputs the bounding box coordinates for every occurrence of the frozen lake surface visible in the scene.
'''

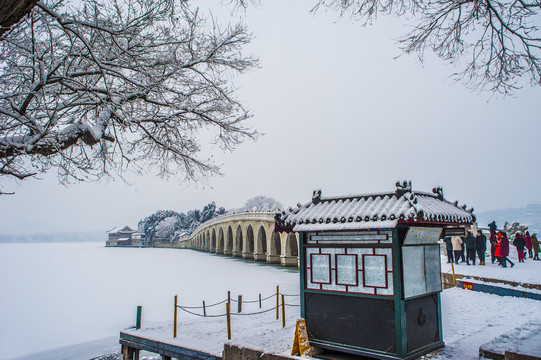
[0,242,299,359]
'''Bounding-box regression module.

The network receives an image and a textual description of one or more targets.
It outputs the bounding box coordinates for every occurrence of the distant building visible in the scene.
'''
[106,226,138,247]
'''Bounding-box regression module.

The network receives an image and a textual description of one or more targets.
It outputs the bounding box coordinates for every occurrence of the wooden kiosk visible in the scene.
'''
[276,181,474,360]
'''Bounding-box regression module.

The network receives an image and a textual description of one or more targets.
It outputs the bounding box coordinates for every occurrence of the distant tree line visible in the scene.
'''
[138,195,283,242]
[138,202,226,243]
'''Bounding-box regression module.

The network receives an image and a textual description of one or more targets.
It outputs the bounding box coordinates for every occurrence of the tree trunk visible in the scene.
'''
[0,0,38,37]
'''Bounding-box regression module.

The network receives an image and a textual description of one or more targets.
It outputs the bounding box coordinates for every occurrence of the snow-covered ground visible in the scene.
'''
[441,246,541,285]
[120,286,541,360]
[1,242,540,360]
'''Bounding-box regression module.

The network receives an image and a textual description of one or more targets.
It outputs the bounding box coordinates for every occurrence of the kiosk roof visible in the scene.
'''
[276,181,475,232]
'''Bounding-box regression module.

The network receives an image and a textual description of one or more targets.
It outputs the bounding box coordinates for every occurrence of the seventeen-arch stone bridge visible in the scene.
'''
[187,211,299,267]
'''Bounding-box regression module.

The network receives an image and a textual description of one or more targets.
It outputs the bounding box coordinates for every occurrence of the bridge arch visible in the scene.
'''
[217,227,224,254]
[234,225,243,257]
[225,226,233,255]
[243,225,255,259]
[211,229,216,252]
[267,232,281,264]
[255,225,267,261]
[282,232,299,267]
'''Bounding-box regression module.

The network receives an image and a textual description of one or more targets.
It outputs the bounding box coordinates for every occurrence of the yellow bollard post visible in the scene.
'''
[276,285,280,320]
[226,302,231,340]
[451,262,457,287]
[174,295,178,338]
[281,294,286,328]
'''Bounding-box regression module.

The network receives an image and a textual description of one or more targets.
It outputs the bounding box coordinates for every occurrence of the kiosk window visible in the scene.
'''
[402,244,441,298]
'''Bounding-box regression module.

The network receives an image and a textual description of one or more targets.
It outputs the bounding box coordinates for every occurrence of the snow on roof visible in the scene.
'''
[277,181,475,232]
[107,226,136,234]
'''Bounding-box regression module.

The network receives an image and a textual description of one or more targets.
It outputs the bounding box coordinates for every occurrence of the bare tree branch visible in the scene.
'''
[313,0,541,94]
[0,0,258,191]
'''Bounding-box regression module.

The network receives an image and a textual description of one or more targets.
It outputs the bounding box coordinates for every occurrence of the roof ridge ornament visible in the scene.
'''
[395,180,412,198]
[432,186,444,200]
[312,189,322,204]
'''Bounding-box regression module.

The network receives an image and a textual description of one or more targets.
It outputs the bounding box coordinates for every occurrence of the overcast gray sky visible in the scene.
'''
[1,0,540,234]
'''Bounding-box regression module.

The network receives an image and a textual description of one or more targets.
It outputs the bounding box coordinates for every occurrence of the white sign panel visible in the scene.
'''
[404,227,442,245]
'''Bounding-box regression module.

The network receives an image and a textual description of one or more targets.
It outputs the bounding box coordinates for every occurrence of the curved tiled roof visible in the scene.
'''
[276,181,475,232]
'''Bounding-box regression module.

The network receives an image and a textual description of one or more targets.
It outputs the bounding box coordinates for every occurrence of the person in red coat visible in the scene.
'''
[524,231,533,259]
[499,232,515,268]
[494,239,502,265]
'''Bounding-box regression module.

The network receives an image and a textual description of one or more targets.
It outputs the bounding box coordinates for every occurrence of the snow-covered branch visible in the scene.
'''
[0,0,257,189]
[313,0,541,94]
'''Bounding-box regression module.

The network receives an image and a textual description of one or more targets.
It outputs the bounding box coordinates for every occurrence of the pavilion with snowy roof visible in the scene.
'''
[275,181,475,360]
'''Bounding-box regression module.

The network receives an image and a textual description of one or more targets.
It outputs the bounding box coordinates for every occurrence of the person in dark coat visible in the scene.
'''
[524,231,533,258]
[488,221,498,263]
[464,231,477,265]
[513,232,526,263]
[460,236,466,263]
[444,237,454,263]
[500,232,514,268]
[476,230,487,265]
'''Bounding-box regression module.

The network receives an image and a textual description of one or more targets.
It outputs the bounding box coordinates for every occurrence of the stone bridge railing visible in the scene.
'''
[185,210,299,267]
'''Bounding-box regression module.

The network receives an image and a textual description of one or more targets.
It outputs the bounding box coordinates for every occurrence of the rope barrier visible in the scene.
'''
[231,293,276,303]
[177,298,228,309]
[178,307,228,318]
[174,289,301,318]
[230,306,278,316]
[173,288,301,339]
[280,293,300,297]
[179,304,290,317]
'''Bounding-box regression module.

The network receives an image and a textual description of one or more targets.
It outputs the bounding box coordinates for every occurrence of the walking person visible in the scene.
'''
[500,232,515,268]
[524,231,533,259]
[464,231,477,265]
[494,235,502,266]
[451,235,463,265]
[476,230,487,265]
[513,232,526,262]
[444,237,454,263]
[532,233,540,260]
[488,221,498,263]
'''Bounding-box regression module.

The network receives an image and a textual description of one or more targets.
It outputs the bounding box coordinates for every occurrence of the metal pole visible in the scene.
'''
[451,262,457,287]
[258,294,262,308]
[203,301,206,317]
[136,306,142,330]
[238,295,242,313]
